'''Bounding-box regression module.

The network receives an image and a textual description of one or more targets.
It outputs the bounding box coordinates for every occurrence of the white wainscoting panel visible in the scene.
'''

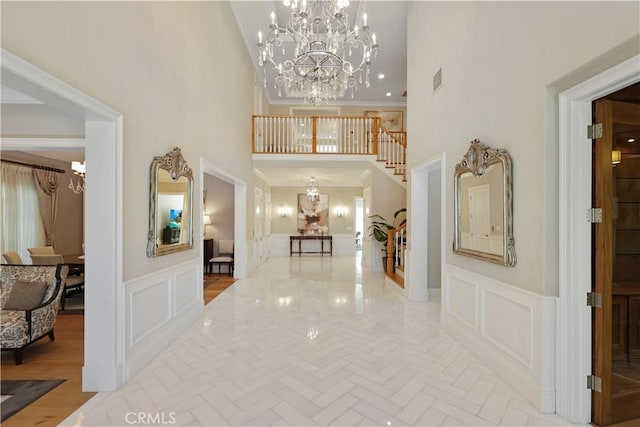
[482,291,532,368]
[445,274,477,329]
[130,279,170,346]
[124,258,203,381]
[270,234,355,257]
[443,264,556,413]
[174,267,200,315]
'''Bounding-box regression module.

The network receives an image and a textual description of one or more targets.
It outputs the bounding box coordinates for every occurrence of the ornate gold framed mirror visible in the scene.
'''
[147,146,194,257]
[453,139,516,266]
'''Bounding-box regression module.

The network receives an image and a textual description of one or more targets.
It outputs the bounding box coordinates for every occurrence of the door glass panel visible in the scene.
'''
[612,134,640,405]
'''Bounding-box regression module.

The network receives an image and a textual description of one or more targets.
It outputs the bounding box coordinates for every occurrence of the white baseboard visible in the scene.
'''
[443,264,556,413]
[427,288,441,301]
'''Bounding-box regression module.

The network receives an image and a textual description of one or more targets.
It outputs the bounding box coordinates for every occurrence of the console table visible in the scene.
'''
[290,235,333,256]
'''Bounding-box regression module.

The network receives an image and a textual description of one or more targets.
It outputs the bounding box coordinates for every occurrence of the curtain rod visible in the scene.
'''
[1,158,66,174]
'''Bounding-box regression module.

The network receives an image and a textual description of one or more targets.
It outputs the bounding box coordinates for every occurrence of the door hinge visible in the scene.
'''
[586,208,603,223]
[588,123,603,139]
[587,375,602,392]
[587,292,602,308]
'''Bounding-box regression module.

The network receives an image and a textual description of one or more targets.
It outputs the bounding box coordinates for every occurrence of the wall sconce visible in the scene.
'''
[278,206,291,217]
[203,214,211,237]
[336,207,347,218]
[612,150,621,166]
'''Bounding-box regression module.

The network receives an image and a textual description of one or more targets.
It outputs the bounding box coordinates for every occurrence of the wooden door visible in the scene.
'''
[593,99,640,426]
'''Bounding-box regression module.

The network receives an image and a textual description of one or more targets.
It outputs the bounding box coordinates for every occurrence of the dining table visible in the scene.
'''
[63,254,85,275]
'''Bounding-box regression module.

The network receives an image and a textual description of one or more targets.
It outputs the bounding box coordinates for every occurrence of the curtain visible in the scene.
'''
[1,163,46,262]
[33,169,60,247]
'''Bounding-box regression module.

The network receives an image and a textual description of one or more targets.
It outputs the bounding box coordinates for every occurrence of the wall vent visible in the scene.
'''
[433,68,443,93]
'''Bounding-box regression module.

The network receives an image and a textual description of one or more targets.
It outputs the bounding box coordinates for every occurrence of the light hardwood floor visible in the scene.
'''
[0,275,235,426]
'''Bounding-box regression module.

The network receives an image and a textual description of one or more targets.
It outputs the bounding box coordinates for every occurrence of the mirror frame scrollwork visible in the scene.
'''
[453,139,516,267]
[147,146,194,257]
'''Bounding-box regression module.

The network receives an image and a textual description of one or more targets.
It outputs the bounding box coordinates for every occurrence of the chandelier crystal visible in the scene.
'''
[306,176,320,205]
[257,0,378,105]
[69,160,85,194]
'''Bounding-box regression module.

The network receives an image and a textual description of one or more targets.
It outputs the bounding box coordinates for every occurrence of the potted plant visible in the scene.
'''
[368,208,406,272]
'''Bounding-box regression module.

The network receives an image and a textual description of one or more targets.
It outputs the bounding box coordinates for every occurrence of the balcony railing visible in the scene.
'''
[252,115,407,180]
[386,224,407,288]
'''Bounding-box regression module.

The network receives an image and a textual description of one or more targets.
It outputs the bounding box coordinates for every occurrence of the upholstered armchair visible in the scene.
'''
[0,264,68,364]
[29,254,85,310]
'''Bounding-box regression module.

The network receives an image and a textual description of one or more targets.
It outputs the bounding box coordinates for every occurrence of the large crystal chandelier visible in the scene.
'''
[257,0,378,105]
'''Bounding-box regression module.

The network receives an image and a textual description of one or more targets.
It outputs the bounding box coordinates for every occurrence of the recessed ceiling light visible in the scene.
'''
[628,138,636,143]
[386,92,392,97]
[378,73,385,79]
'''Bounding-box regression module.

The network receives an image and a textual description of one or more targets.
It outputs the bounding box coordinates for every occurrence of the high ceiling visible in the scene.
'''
[1,2,408,187]
[230,0,407,107]
[231,1,407,186]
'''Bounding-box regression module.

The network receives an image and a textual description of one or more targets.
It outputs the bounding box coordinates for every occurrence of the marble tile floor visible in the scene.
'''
[61,256,576,427]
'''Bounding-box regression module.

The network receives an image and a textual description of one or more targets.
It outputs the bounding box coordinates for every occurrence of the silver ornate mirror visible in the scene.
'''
[147,146,194,257]
[454,139,516,266]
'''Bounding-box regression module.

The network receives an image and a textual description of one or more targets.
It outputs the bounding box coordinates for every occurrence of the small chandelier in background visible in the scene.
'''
[257,0,378,105]
[306,176,320,206]
[68,161,85,194]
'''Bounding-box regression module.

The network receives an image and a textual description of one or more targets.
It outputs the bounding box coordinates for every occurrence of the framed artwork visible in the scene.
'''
[365,110,404,132]
[297,194,329,234]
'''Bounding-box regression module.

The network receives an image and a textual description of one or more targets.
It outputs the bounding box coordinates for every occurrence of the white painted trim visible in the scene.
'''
[407,152,446,302]
[2,48,124,392]
[201,157,248,279]
[443,264,557,412]
[1,49,121,121]
[557,54,640,423]
[0,137,86,150]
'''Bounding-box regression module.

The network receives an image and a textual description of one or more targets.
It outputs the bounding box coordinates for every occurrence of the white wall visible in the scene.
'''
[408,0,639,296]
[270,186,363,235]
[1,1,257,385]
[407,0,639,412]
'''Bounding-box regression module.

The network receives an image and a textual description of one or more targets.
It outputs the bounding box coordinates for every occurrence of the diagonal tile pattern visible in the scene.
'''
[61,255,575,426]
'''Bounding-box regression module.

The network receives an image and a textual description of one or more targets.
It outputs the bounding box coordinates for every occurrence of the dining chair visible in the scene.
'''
[27,246,56,255]
[2,252,24,264]
[29,254,85,310]
[209,240,234,276]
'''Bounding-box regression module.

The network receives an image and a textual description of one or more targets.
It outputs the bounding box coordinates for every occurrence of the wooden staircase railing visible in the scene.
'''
[252,115,406,181]
[377,130,407,182]
[386,224,407,288]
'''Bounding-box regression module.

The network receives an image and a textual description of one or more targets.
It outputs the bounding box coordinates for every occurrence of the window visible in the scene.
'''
[1,163,45,262]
